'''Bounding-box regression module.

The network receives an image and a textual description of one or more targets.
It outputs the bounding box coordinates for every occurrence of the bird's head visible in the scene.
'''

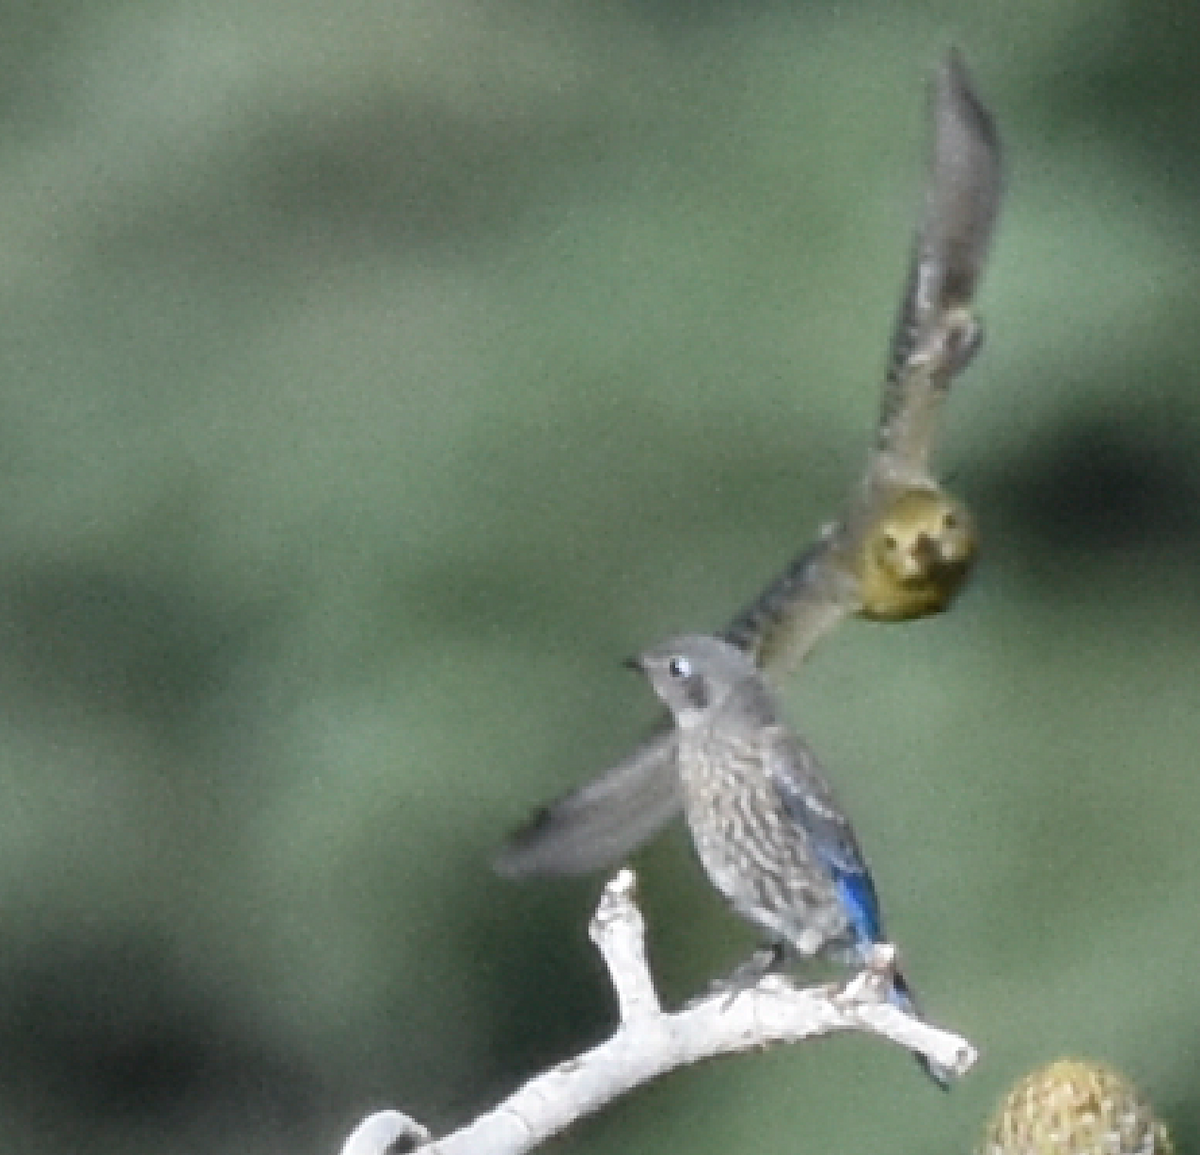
[627,634,755,726]
[860,485,976,620]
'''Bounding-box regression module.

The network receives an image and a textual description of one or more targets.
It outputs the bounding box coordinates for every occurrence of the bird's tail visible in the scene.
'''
[887,971,954,1090]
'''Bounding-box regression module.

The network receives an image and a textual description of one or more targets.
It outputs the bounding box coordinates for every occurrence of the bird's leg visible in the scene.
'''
[683,943,783,1010]
[706,943,787,1010]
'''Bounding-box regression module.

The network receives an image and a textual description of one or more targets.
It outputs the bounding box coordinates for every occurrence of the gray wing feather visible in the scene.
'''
[764,730,864,877]
[494,723,681,877]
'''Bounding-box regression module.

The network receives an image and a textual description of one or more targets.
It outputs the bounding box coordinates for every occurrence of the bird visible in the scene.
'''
[630,633,951,1088]
[495,49,1001,879]
[981,1059,1174,1155]
[722,45,1001,668]
[855,487,976,622]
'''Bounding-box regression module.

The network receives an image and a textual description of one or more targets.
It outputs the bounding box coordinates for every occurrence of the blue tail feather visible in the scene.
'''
[888,971,953,1090]
[804,801,953,1089]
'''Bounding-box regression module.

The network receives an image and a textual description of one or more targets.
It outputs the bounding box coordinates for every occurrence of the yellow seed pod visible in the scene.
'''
[981,1059,1173,1155]
[857,486,976,621]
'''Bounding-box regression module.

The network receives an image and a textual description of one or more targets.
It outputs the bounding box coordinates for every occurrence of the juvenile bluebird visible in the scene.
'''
[631,633,952,1088]
[494,49,1001,879]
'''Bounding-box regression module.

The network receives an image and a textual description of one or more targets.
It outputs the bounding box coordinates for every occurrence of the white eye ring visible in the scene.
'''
[667,656,691,679]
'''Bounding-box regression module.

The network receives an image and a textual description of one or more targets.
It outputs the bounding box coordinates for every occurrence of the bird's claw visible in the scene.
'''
[835,942,898,1007]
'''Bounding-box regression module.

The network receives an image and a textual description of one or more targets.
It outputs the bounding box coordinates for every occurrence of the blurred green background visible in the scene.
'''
[0,1,1197,1153]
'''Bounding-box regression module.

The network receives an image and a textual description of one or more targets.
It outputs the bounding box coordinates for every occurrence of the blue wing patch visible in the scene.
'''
[830,868,884,947]
[767,736,886,950]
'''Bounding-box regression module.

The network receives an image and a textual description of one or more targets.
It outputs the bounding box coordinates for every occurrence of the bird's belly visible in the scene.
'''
[682,775,849,956]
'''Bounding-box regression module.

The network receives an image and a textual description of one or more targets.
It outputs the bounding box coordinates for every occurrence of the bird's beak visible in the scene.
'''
[622,654,644,673]
[912,532,939,567]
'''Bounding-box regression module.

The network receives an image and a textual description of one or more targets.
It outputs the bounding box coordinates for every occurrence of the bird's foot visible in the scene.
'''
[834,942,898,1007]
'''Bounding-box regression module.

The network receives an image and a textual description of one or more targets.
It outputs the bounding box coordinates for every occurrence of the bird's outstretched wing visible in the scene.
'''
[719,537,857,668]
[495,50,1002,877]
[874,47,1002,484]
[493,724,681,877]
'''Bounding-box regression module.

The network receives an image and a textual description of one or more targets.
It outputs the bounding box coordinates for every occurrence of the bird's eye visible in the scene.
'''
[942,511,959,530]
[668,656,691,679]
[883,533,899,552]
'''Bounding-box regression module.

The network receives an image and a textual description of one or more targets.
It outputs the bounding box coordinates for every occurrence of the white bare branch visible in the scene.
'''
[340,869,977,1155]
